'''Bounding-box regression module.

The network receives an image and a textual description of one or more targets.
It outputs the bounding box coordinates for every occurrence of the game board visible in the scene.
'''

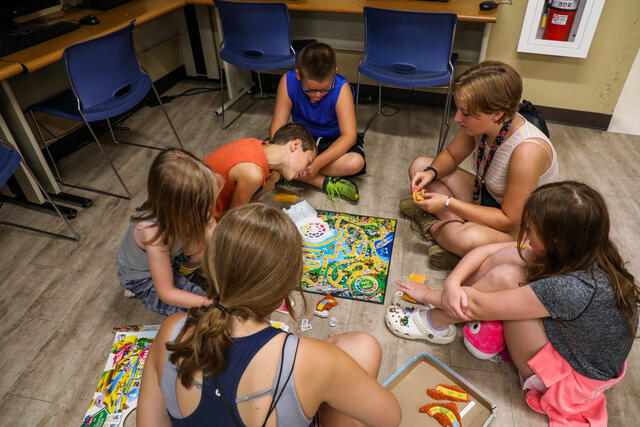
[81,325,159,427]
[301,210,396,304]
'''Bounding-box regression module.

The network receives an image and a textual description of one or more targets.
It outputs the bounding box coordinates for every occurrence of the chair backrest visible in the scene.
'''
[215,0,292,59]
[63,20,145,112]
[362,7,457,74]
[0,142,21,187]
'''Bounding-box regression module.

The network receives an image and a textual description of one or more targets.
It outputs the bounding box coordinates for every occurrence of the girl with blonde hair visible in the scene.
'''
[116,148,222,315]
[404,61,559,270]
[138,204,401,426]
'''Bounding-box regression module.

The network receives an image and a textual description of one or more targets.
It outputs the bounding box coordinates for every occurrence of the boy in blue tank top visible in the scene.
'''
[270,42,365,202]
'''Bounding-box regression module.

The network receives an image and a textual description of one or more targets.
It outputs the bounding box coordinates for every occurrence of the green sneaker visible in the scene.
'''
[277,177,296,189]
[323,177,359,202]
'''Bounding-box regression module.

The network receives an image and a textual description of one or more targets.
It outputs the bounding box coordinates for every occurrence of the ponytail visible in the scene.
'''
[166,303,233,387]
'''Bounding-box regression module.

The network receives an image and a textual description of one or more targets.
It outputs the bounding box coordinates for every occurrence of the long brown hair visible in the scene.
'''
[452,60,522,123]
[132,149,222,252]
[167,204,303,386]
[517,181,639,336]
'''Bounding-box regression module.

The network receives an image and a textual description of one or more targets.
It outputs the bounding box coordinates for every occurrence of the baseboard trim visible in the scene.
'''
[255,73,612,131]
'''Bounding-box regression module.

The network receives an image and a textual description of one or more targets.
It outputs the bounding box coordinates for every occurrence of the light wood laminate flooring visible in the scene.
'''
[0,80,638,426]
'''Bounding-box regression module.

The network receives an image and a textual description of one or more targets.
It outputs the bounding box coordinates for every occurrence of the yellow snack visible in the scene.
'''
[275,193,297,203]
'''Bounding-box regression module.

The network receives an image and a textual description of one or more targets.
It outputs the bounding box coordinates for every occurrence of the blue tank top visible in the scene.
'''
[161,317,312,426]
[286,69,350,138]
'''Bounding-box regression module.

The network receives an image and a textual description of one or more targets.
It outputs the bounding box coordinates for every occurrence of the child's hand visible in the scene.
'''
[305,160,321,178]
[396,280,430,304]
[414,192,448,214]
[201,296,214,307]
[441,281,471,321]
[411,171,435,192]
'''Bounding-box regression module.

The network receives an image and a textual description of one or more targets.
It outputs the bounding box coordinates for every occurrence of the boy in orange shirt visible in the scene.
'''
[203,123,316,220]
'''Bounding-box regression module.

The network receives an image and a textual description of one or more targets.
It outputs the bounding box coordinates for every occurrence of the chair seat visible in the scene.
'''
[31,74,152,122]
[220,48,294,71]
[359,63,452,88]
[0,147,21,186]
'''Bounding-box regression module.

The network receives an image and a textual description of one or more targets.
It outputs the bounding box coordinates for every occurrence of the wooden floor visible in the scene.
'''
[1,80,639,426]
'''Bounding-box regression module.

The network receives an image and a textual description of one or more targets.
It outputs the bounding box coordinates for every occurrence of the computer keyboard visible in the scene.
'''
[0,21,81,57]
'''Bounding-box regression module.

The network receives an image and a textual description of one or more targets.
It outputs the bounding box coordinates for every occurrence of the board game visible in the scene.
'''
[301,210,396,304]
[81,325,159,427]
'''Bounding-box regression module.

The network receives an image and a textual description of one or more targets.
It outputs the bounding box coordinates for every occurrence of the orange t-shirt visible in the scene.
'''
[203,138,271,219]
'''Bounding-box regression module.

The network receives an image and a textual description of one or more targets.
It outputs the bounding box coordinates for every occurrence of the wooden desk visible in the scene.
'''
[0,0,190,202]
[0,61,23,81]
[2,0,186,74]
[195,0,497,23]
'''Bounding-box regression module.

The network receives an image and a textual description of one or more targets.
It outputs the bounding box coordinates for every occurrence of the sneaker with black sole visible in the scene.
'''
[323,177,359,202]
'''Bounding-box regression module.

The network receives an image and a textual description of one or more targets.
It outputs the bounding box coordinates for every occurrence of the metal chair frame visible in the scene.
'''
[0,139,79,241]
[355,16,457,155]
[29,27,183,200]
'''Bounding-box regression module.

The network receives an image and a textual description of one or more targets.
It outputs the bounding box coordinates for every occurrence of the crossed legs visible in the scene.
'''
[408,156,513,256]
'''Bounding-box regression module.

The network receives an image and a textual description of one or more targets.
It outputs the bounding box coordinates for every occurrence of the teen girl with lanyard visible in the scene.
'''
[402,61,558,270]
[137,204,401,427]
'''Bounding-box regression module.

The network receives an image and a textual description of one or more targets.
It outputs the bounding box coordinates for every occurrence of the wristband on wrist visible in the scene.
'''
[444,196,452,212]
[424,166,438,181]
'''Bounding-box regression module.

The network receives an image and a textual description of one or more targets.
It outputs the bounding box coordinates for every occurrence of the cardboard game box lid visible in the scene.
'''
[384,353,497,427]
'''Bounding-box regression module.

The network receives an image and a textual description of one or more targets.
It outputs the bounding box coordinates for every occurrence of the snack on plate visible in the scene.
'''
[419,402,462,427]
[427,384,470,402]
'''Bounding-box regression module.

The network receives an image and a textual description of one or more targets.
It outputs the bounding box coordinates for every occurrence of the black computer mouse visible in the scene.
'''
[479,1,499,11]
[79,15,100,25]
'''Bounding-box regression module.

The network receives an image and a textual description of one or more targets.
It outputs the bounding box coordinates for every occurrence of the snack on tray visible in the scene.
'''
[419,402,462,427]
[427,384,470,402]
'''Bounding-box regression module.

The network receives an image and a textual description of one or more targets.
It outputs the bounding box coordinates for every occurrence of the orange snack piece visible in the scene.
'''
[401,293,418,303]
[419,402,462,427]
[413,187,425,201]
[427,384,470,402]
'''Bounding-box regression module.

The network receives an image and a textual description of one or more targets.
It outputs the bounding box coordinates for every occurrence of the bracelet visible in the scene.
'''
[443,196,451,212]
[424,166,438,181]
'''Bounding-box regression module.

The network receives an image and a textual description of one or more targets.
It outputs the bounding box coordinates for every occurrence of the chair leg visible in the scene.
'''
[362,84,382,136]
[257,71,264,99]
[107,118,162,151]
[0,159,79,241]
[29,111,64,182]
[61,115,131,200]
[151,83,184,149]
[216,60,258,130]
[436,73,455,155]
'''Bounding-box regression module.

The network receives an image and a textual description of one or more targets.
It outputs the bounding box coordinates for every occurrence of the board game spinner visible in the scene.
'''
[301,210,396,304]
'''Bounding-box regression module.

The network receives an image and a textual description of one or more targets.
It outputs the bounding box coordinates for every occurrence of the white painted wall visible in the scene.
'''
[609,47,640,135]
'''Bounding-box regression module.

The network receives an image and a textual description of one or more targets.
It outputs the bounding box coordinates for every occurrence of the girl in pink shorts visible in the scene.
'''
[390,181,639,426]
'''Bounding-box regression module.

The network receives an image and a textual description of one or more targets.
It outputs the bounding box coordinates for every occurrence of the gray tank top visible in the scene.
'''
[160,317,312,426]
[116,219,181,282]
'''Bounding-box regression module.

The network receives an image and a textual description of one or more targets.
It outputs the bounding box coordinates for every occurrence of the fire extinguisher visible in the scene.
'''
[543,0,579,42]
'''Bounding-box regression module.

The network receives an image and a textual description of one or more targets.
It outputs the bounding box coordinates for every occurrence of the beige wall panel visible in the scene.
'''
[485,0,640,114]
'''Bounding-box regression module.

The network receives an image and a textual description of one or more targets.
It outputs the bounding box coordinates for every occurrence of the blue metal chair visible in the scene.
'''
[355,8,458,154]
[0,139,79,241]
[214,0,295,129]
[29,21,183,200]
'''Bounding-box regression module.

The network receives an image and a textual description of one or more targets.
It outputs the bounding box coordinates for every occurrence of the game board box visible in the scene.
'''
[383,353,497,427]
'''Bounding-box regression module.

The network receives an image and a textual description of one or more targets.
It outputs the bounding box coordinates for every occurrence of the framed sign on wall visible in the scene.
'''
[517,0,606,58]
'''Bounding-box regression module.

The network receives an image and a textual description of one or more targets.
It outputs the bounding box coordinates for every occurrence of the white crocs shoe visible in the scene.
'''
[385,306,456,344]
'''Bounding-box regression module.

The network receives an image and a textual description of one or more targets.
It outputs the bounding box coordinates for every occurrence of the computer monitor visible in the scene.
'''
[0,1,60,30]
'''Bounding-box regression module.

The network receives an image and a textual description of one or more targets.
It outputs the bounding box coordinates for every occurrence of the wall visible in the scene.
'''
[608,46,640,135]
[485,0,640,115]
